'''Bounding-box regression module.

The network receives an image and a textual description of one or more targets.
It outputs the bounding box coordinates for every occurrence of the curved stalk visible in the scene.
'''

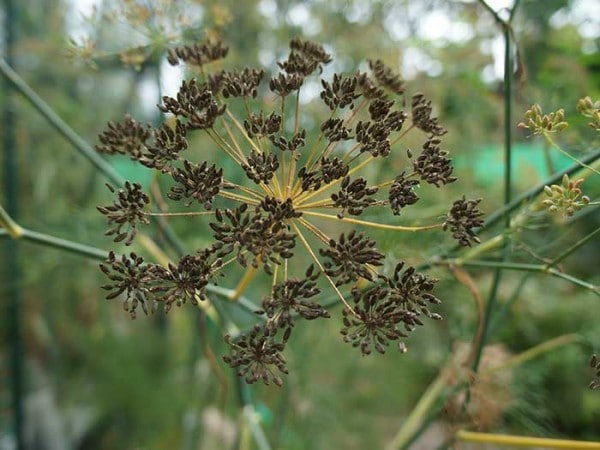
[302,210,442,232]
[455,430,600,449]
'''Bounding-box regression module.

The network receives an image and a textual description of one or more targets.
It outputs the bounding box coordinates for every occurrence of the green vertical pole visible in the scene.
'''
[2,0,24,448]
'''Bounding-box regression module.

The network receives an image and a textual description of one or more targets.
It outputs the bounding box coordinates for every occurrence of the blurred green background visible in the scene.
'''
[1,0,599,449]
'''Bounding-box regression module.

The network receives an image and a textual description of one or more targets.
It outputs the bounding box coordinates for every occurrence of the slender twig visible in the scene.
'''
[544,226,600,269]
[0,204,24,238]
[455,430,600,449]
[0,226,263,316]
[292,221,355,314]
[302,210,442,231]
[440,259,599,294]
[0,58,187,257]
[484,333,579,374]
[543,133,600,176]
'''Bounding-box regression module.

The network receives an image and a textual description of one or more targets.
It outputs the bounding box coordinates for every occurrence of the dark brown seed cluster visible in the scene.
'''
[298,156,349,191]
[385,263,442,324]
[331,176,379,217]
[143,121,188,171]
[97,182,150,245]
[342,285,408,355]
[242,150,279,184]
[159,79,226,130]
[443,196,485,246]
[223,325,288,386]
[270,129,306,152]
[96,117,188,172]
[100,250,222,319]
[369,59,406,95]
[341,263,440,355]
[320,73,360,110]
[320,231,384,285]
[149,251,222,313]
[269,72,304,97]
[210,204,296,275]
[279,37,332,76]
[168,160,223,209]
[167,40,229,67]
[412,138,457,187]
[389,172,420,215]
[96,38,482,386]
[320,118,353,142]
[100,251,155,319]
[96,114,152,157]
[260,265,329,334]
[219,68,265,99]
[244,111,282,138]
[357,72,386,100]
[411,93,447,137]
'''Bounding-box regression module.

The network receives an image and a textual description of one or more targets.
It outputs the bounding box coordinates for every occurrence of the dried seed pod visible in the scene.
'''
[168,160,223,209]
[320,230,384,285]
[443,196,485,247]
[223,324,288,386]
[97,182,150,245]
[413,138,457,187]
[389,172,420,215]
[100,251,157,319]
[331,176,378,217]
[167,40,229,67]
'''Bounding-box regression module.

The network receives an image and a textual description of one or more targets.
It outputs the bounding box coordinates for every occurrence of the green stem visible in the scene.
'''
[471,17,515,377]
[418,150,600,273]
[0,58,124,185]
[242,405,272,450]
[477,0,506,26]
[387,367,454,450]
[543,133,600,176]
[0,227,263,316]
[443,259,599,294]
[1,1,23,446]
[485,333,579,374]
[545,226,600,269]
[0,204,24,238]
[0,58,186,257]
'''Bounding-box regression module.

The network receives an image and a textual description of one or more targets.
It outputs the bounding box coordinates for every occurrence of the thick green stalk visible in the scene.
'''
[0,225,262,317]
[416,151,600,275]
[387,367,453,450]
[0,58,124,185]
[1,0,24,446]
[0,58,186,257]
[443,259,599,294]
[481,153,600,234]
[471,12,515,375]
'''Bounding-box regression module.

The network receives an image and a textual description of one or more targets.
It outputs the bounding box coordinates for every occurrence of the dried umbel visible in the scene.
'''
[97,39,483,385]
[443,196,485,247]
